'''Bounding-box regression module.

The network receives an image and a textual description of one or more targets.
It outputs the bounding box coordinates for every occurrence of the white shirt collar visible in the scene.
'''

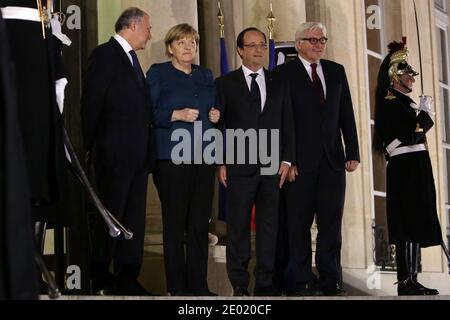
[242,65,264,79]
[298,54,321,70]
[114,34,133,54]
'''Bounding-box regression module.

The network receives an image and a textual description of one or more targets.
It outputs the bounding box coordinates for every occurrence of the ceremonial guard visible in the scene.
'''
[1,0,69,225]
[0,9,38,300]
[1,0,70,293]
[373,39,442,296]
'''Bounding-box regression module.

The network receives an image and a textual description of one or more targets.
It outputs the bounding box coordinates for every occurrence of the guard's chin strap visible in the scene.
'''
[396,77,413,93]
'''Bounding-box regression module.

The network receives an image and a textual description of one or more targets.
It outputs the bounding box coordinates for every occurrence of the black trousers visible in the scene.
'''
[285,156,345,288]
[153,161,215,294]
[273,188,292,291]
[90,161,148,281]
[226,173,279,289]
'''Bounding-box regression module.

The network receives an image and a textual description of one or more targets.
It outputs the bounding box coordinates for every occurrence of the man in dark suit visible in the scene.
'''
[81,7,152,296]
[275,22,360,296]
[216,27,295,296]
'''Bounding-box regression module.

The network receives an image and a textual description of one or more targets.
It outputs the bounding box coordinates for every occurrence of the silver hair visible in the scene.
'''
[115,7,147,33]
[295,22,327,41]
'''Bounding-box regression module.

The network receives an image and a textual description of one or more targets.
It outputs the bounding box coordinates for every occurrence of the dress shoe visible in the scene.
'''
[253,285,282,297]
[287,283,323,297]
[321,283,346,296]
[114,279,154,296]
[91,273,115,295]
[232,286,250,296]
[413,280,439,295]
[208,233,219,246]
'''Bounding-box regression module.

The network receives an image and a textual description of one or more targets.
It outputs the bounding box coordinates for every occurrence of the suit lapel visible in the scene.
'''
[262,68,272,113]
[320,60,333,108]
[295,57,315,91]
[110,37,145,91]
[236,67,251,99]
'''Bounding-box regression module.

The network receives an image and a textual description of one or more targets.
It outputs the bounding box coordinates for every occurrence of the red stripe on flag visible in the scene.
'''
[251,204,256,231]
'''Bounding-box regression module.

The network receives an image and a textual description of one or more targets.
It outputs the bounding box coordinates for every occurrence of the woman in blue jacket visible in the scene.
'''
[146,23,220,296]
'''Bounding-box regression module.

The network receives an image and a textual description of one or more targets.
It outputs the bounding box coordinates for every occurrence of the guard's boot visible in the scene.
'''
[409,243,439,295]
[397,242,439,296]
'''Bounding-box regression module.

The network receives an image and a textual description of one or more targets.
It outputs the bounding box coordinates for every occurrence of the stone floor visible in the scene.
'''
[39,233,450,299]
[40,295,450,300]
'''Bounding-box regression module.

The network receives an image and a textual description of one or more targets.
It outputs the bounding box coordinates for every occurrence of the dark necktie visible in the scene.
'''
[311,63,325,104]
[129,50,144,85]
[250,73,261,111]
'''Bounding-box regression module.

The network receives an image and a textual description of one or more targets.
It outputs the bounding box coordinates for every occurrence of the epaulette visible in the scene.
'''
[385,90,396,100]
[415,123,424,133]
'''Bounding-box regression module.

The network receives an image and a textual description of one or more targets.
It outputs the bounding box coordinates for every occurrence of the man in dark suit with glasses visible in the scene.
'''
[275,22,360,296]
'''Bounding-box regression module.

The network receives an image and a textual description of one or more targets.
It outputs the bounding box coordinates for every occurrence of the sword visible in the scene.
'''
[413,0,424,96]
[442,242,450,273]
[62,128,133,240]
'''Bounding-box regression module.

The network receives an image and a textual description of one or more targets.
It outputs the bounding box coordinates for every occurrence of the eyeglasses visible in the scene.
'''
[301,37,328,45]
[243,43,268,50]
[174,39,197,48]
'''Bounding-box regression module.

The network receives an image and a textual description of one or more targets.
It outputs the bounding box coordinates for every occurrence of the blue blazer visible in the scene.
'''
[146,62,217,161]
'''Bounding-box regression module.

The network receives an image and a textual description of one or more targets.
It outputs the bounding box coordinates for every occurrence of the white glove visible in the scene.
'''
[419,95,433,114]
[55,78,68,114]
[51,16,72,46]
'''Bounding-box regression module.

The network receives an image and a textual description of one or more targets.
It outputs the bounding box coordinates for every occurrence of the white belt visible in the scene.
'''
[386,139,402,155]
[389,144,426,157]
[0,7,41,22]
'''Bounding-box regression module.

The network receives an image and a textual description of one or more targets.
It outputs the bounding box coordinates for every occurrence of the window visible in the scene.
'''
[435,4,450,249]
[364,0,396,270]
[435,0,447,13]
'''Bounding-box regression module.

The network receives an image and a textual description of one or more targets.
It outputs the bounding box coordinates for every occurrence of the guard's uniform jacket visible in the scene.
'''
[1,0,69,226]
[380,89,442,247]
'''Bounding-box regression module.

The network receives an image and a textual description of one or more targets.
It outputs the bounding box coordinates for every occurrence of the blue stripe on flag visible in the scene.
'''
[269,39,276,71]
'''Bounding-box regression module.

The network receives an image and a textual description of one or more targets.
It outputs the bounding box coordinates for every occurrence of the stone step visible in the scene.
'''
[145,214,163,234]
[39,295,450,300]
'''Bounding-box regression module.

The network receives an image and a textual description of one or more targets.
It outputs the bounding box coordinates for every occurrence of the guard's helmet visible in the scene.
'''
[387,38,419,85]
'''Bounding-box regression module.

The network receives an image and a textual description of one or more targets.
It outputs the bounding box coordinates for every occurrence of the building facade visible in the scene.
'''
[71,0,450,295]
